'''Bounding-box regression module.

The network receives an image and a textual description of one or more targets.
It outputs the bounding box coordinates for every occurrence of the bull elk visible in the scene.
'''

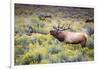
[50,24,88,47]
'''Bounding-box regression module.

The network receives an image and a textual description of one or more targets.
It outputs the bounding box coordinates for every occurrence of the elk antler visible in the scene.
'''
[59,24,71,31]
[53,24,71,31]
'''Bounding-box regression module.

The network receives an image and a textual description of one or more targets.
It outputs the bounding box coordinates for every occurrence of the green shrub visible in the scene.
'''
[15,35,32,46]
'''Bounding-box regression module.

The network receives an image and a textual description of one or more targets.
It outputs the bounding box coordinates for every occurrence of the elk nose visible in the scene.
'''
[50,30,53,34]
[50,30,52,33]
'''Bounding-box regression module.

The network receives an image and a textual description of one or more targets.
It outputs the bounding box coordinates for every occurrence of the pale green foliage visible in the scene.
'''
[15,34,94,65]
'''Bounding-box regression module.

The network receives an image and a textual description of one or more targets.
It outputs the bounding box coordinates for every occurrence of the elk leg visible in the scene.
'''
[80,40,86,48]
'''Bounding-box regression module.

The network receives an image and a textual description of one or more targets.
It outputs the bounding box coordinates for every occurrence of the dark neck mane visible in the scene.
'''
[55,34,64,42]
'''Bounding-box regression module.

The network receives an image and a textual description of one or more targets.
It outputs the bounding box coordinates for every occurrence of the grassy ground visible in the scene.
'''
[14,4,94,65]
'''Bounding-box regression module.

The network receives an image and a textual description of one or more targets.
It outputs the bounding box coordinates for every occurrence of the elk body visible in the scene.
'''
[85,18,94,23]
[38,13,52,20]
[50,24,88,47]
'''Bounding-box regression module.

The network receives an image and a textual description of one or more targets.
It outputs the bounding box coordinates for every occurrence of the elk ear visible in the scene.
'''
[53,26,57,30]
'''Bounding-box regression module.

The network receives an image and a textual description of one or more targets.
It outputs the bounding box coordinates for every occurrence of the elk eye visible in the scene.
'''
[58,31,61,34]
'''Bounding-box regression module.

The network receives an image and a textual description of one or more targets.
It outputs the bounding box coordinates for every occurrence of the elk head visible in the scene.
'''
[50,24,87,47]
[50,24,71,41]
